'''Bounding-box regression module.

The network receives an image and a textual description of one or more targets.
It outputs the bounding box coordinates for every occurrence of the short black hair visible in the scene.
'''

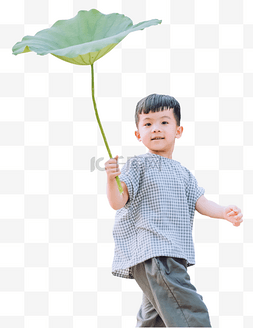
[135,94,181,129]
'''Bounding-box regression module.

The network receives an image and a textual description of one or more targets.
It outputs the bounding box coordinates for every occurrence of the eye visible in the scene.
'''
[162,121,168,124]
[144,123,151,126]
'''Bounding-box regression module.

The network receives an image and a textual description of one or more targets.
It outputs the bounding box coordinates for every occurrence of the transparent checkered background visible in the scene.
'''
[0,0,253,327]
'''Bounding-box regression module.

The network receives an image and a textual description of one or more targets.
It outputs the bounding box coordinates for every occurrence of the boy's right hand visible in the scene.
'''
[104,155,121,181]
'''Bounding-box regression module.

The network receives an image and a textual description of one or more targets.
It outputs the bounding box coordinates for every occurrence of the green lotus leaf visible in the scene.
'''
[12,9,162,65]
[12,9,162,195]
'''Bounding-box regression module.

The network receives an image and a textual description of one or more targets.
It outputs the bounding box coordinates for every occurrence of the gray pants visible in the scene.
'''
[131,256,212,327]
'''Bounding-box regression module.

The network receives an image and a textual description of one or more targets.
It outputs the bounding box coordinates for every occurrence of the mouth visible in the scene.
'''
[151,137,164,141]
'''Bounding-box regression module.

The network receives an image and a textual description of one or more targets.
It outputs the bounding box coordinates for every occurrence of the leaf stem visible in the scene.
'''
[91,63,123,195]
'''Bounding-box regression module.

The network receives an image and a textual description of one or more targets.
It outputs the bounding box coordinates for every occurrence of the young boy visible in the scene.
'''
[105,94,243,327]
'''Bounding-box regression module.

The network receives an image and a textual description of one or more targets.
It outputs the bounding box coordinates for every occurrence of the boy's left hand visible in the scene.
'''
[223,206,243,227]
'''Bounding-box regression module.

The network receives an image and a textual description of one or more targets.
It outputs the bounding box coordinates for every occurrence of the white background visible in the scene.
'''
[0,0,253,327]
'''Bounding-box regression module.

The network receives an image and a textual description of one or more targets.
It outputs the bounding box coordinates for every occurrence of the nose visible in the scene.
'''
[151,125,161,132]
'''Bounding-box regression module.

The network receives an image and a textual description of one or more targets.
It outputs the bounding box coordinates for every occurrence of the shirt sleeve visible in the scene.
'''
[118,156,141,209]
[185,169,205,211]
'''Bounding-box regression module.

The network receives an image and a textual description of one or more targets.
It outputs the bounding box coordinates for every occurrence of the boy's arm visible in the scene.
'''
[195,195,225,219]
[105,155,129,210]
[195,195,243,226]
[106,179,129,210]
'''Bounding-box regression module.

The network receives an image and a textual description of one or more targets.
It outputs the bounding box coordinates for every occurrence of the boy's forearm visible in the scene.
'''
[196,198,225,219]
[106,178,126,210]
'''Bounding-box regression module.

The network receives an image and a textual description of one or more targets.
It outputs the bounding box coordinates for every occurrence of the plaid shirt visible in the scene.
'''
[111,152,205,279]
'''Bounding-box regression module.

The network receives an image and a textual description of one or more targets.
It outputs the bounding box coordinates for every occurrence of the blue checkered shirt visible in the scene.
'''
[111,152,205,279]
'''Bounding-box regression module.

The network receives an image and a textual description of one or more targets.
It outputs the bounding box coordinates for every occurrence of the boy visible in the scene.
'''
[105,94,243,327]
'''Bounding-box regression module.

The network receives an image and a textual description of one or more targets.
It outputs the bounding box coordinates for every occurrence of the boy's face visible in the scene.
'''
[135,107,183,159]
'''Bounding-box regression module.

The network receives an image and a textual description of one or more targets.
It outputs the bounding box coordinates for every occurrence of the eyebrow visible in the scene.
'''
[142,116,172,121]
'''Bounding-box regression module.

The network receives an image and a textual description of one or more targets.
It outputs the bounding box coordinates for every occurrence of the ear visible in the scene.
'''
[175,126,183,139]
[135,130,141,141]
